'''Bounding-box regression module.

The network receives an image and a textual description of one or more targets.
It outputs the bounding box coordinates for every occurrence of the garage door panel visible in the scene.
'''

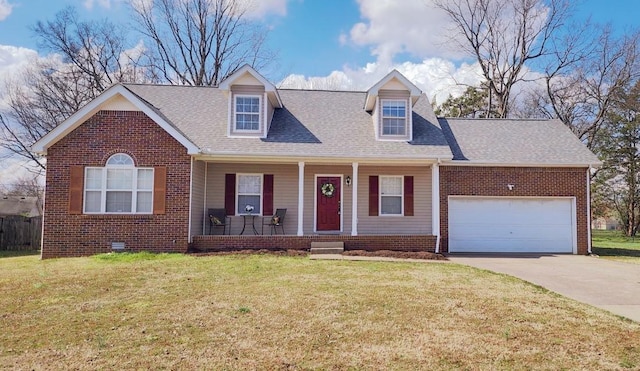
[450,224,572,240]
[449,197,575,253]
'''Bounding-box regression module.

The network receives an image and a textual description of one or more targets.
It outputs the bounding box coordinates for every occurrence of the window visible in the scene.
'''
[381,100,406,136]
[380,176,403,215]
[237,174,262,215]
[235,95,261,131]
[84,153,153,214]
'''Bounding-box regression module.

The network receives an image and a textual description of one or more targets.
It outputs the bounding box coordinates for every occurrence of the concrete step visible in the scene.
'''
[310,241,344,255]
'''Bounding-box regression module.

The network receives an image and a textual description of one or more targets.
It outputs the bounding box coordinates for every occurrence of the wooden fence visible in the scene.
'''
[0,216,42,251]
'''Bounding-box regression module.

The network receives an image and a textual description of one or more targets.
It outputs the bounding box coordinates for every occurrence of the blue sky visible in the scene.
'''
[2,0,637,78]
[0,0,638,83]
[0,0,639,184]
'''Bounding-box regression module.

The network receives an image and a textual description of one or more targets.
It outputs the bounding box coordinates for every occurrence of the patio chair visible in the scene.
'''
[208,208,230,235]
[262,208,286,235]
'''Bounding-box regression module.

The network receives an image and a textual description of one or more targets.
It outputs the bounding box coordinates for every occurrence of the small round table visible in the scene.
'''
[240,214,259,235]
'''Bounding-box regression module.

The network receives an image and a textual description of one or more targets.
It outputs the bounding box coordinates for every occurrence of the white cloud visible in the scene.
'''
[83,0,114,10]
[0,45,38,110]
[0,0,13,21]
[279,58,484,104]
[0,156,41,191]
[242,0,288,19]
[348,0,464,64]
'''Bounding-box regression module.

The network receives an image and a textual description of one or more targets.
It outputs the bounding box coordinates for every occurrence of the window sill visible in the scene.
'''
[81,214,154,220]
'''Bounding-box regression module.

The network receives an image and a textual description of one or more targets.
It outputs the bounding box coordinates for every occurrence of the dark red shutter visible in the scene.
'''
[404,176,414,216]
[69,166,84,214]
[263,174,274,216]
[153,166,167,214]
[369,175,379,216]
[225,174,236,215]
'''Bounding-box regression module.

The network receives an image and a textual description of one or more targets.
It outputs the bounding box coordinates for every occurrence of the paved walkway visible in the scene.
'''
[447,254,640,322]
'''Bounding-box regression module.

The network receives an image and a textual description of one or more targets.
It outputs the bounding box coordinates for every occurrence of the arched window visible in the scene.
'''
[84,153,154,213]
[106,153,134,166]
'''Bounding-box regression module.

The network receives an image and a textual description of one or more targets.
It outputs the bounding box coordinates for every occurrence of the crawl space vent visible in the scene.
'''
[111,242,126,250]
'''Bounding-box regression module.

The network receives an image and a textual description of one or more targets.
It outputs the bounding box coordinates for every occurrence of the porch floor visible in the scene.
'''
[190,234,437,253]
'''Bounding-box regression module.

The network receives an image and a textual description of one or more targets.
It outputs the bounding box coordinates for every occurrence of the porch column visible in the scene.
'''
[351,162,359,236]
[297,161,305,236]
[432,163,441,253]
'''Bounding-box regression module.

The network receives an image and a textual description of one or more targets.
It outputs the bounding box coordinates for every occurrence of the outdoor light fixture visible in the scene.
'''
[507,184,515,191]
[345,176,352,186]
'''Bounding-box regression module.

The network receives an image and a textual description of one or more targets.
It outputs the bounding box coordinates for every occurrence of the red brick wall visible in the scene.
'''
[42,110,191,258]
[439,166,589,254]
[191,234,437,252]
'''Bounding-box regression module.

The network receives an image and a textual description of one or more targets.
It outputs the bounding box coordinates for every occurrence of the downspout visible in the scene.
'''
[433,159,441,254]
[587,165,593,255]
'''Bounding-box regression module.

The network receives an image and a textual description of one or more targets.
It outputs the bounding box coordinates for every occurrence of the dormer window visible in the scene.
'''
[382,100,407,136]
[235,95,261,132]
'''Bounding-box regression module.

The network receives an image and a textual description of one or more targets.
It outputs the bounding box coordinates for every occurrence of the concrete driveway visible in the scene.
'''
[447,254,640,322]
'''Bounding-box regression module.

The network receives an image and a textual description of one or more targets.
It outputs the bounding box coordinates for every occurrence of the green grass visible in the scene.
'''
[591,229,640,263]
[0,253,639,369]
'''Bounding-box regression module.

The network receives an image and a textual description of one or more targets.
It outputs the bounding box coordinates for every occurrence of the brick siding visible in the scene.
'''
[439,166,589,254]
[42,110,191,258]
[191,234,437,252]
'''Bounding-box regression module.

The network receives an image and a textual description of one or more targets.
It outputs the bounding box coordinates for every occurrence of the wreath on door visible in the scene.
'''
[321,182,336,197]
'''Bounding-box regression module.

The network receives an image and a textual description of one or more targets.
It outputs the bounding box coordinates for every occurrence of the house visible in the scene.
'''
[592,216,619,231]
[32,66,600,258]
[0,195,42,250]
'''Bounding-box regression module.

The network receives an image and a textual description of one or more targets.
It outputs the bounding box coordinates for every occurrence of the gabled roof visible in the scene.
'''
[364,70,422,111]
[439,118,601,166]
[0,196,40,217]
[31,85,200,155]
[218,64,283,108]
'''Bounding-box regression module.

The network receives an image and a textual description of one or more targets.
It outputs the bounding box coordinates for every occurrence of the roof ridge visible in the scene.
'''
[122,83,218,89]
[275,88,366,93]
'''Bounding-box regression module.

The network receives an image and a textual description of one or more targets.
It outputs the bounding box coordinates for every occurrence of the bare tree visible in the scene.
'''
[131,0,275,86]
[33,6,150,91]
[434,0,571,117]
[0,7,149,170]
[541,28,640,150]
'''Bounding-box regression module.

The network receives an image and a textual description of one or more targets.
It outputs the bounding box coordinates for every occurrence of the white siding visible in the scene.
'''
[206,163,299,235]
[358,166,432,235]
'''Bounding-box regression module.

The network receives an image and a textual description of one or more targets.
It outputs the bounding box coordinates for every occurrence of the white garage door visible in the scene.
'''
[449,197,575,253]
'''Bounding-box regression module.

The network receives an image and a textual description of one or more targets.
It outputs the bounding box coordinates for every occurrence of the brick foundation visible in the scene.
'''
[42,110,191,258]
[190,234,437,253]
[439,166,589,254]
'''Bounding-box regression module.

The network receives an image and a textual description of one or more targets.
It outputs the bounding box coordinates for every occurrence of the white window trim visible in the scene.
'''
[236,173,264,216]
[83,157,154,215]
[379,175,404,216]
[233,94,262,134]
[380,99,408,139]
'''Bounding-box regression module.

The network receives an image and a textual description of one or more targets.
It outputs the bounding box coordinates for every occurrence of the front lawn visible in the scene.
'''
[592,229,640,263]
[1,253,638,369]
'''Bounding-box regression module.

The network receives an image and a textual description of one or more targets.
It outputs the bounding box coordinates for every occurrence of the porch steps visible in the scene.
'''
[309,241,344,255]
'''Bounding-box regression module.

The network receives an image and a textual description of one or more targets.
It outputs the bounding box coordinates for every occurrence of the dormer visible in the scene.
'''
[219,65,282,138]
[365,70,422,142]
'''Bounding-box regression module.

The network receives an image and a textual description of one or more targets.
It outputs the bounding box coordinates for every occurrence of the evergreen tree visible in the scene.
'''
[595,80,640,236]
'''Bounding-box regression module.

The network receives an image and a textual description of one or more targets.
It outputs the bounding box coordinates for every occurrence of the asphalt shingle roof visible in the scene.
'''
[124,84,452,160]
[439,118,601,165]
[121,83,599,166]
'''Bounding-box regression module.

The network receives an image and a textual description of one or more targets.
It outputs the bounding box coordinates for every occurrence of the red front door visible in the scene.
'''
[317,176,341,231]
